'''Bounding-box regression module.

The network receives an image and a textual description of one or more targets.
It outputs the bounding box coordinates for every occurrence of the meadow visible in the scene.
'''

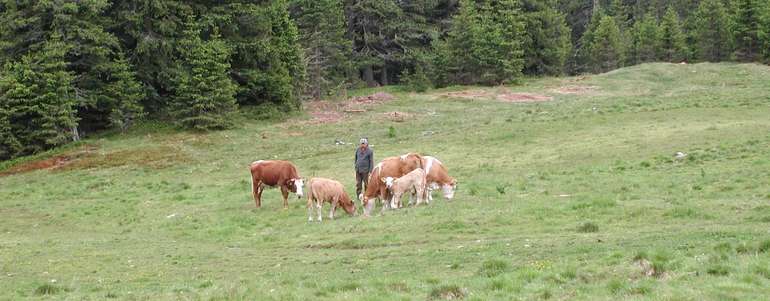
[1,63,770,300]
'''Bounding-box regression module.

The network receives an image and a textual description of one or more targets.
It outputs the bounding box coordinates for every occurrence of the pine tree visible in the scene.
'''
[522,0,573,75]
[731,0,763,61]
[0,75,22,160]
[659,6,689,62]
[0,35,78,156]
[629,13,661,64]
[345,0,404,87]
[291,0,353,100]
[573,9,605,74]
[692,0,732,61]
[172,22,238,130]
[760,1,770,60]
[103,54,146,131]
[589,15,625,73]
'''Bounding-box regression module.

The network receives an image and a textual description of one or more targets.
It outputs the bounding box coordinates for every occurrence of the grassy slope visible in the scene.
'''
[1,63,770,300]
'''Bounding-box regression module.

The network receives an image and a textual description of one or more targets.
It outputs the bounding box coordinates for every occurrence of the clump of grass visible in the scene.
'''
[478,259,510,277]
[713,242,733,253]
[35,284,65,295]
[607,279,627,295]
[429,285,466,300]
[758,240,770,253]
[752,264,770,279]
[577,221,599,233]
[706,264,730,276]
[495,184,507,195]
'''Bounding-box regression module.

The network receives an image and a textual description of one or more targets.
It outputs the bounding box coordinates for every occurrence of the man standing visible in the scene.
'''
[355,138,374,200]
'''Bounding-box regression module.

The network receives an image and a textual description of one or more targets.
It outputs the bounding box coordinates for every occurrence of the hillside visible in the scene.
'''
[2,63,770,300]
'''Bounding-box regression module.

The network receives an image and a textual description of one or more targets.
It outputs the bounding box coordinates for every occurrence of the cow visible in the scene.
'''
[249,160,304,209]
[306,177,356,222]
[382,168,427,209]
[422,156,457,201]
[360,153,423,216]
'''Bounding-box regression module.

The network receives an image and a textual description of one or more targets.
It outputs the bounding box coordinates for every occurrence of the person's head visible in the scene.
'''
[359,138,368,148]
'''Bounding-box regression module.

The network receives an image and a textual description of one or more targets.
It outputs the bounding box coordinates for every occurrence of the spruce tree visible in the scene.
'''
[760,1,770,60]
[589,15,625,73]
[291,0,352,100]
[692,0,732,61]
[573,9,605,74]
[172,23,238,131]
[103,54,146,131]
[522,0,573,75]
[659,6,689,62]
[629,13,661,64]
[731,0,762,61]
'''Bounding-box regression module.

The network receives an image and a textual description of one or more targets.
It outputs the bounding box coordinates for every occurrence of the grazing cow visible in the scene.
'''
[249,160,304,209]
[382,168,427,208]
[306,178,356,222]
[361,153,423,216]
[422,156,457,201]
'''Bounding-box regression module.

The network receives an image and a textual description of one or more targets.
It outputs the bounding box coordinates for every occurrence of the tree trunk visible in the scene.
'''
[380,65,388,86]
[363,65,376,87]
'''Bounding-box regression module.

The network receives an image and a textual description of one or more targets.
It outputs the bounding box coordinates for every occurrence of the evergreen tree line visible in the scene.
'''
[2,0,770,160]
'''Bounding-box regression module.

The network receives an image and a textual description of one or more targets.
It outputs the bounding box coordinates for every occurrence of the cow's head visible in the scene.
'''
[288,178,304,198]
[381,177,395,189]
[442,178,457,200]
[340,193,357,216]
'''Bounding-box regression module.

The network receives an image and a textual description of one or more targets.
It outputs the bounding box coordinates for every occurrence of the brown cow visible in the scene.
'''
[360,153,423,216]
[306,178,356,222]
[249,160,304,209]
[422,156,457,201]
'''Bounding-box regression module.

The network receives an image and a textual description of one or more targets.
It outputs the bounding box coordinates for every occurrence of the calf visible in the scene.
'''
[249,160,304,209]
[361,153,423,216]
[382,168,427,209]
[422,156,457,201]
[306,178,356,222]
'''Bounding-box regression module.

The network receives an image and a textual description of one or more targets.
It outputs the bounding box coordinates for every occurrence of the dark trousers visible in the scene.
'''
[356,171,369,199]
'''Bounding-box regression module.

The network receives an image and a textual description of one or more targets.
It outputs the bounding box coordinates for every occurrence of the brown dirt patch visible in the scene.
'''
[439,90,494,99]
[0,145,189,177]
[303,92,396,124]
[497,93,553,102]
[383,111,413,122]
[552,85,598,95]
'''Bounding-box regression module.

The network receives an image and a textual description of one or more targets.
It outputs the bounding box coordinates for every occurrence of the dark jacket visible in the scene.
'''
[355,147,374,173]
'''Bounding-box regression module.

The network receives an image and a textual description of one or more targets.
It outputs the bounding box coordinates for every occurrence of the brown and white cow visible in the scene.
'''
[382,168,427,208]
[306,177,356,222]
[360,153,423,216]
[422,156,457,201]
[249,160,304,209]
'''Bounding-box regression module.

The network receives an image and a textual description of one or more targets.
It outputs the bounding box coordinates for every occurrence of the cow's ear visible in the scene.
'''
[380,177,386,183]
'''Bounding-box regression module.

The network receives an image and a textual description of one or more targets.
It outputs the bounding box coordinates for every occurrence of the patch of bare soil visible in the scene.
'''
[303,92,396,124]
[0,145,190,177]
[0,145,97,176]
[439,90,494,99]
[383,111,413,122]
[552,85,598,95]
[496,93,553,102]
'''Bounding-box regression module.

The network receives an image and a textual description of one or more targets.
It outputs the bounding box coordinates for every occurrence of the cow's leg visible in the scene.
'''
[317,200,323,221]
[252,177,262,208]
[329,198,338,220]
[307,195,314,222]
[280,186,289,209]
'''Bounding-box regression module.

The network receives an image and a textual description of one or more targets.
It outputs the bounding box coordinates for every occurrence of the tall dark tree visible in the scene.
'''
[346,0,404,87]
[659,6,689,62]
[291,0,353,100]
[628,13,661,64]
[691,0,732,61]
[760,1,770,60]
[589,15,624,72]
[522,0,573,75]
[171,22,237,130]
[731,0,763,61]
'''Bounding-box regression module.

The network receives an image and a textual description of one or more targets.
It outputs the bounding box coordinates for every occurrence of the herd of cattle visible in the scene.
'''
[248,153,457,221]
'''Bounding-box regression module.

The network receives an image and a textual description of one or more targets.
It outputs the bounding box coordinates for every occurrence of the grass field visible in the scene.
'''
[2,63,770,300]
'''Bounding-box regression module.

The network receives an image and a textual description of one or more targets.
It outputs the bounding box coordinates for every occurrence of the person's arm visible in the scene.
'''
[369,150,374,171]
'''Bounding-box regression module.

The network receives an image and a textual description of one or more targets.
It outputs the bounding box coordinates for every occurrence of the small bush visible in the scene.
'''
[607,279,627,295]
[577,221,599,233]
[35,284,64,295]
[478,259,510,277]
[400,65,432,92]
[387,126,396,138]
[706,264,730,276]
[495,184,507,195]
